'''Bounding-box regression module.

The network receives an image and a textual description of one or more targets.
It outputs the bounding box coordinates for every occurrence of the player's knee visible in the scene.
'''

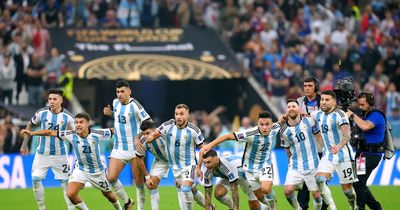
[315,176,326,185]
[181,185,191,193]
[248,200,260,210]
[284,187,294,197]
[107,175,118,183]
[214,189,226,200]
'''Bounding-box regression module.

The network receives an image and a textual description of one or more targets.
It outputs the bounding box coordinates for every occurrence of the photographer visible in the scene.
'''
[346,92,383,210]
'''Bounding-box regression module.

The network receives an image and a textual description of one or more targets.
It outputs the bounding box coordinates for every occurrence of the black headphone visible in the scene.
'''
[304,77,319,93]
[359,92,375,106]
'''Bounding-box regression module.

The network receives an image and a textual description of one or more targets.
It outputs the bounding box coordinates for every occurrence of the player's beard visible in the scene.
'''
[289,112,298,120]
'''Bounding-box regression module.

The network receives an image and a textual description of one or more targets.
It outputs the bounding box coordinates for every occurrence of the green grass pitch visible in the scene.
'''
[0,186,398,209]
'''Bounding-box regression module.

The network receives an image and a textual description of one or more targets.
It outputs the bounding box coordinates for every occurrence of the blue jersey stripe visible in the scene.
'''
[248,135,259,172]
[49,113,58,155]
[93,136,104,172]
[38,112,48,154]
[119,104,128,151]
[174,128,182,170]
[114,101,120,150]
[60,114,68,155]
[152,141,167,162]
[296,124,309,171]
[83,139,95,173]
[129,104,137,150]
[287,131,298,170]
[166,126,174,168]
[185,130,192,167]
[332,114,344,162]
[304,119,319,169]
[322,114,333,161]
[72,135,85,171]
[258,135,268,171]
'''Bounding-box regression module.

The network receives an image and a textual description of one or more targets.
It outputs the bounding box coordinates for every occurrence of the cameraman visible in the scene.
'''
[346,92,383,210]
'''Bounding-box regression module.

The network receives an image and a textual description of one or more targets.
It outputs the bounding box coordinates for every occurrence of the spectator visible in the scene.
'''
[41,0,64,28]
[117,0,142,27]
[269,60,289,113]
[331,21,349,51]
[320,71,334,92]
[140,0,158,27]
[0,54,16,105]
[26,53,45,107]
[385,83,400,118]
[157,0,175,27]
[58,63,74,110]
[46,47,63,79]
[1,114,20,153]
[102,9,120,28]
[31,18,51,61]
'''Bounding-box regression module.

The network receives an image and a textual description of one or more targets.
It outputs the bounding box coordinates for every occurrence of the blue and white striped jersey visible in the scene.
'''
[234,124,281,173]
[31,107,75,156]
[311,109,355,163]
[58,129,113,174]
[136,136,168,162]
[112,98,150,151]
[203,155,242,187]
[280,116,320,172]
[158,119,205,170]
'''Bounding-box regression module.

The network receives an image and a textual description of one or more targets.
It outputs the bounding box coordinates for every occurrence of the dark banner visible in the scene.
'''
[74,78,272,124]
[50,27,242,80]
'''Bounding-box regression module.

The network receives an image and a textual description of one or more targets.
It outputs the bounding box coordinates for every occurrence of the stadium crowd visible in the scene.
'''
[0,0,400,154]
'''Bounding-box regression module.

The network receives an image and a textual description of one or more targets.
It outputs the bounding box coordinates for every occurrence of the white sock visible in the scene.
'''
[75,201,89,210]
[136,184,145,210]
[33,180,45,210]
[61,182,75,210]
[177,189,186,210]
[313,196,322,210]
[150,189,160,210]
[260,203,269,210]
[344,188,357,210]
[216,194,234,209]
[183,190,193,210]
[266,191,276,210]
[192,188,205,207]
[111,180,129,204]
[286,193,300,209]
[112,200,122,210]
[316,177,336,210]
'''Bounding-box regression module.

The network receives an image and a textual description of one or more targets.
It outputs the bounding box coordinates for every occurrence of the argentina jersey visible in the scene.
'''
[112,98,150,151]
[136,136,168,162]
[235,124,280,173]
[31,107,75,156]
[311,109,355,163]
[159,120,204,170]
[280,117,320,172]
[58,129,113,174]
[203,155,241,188]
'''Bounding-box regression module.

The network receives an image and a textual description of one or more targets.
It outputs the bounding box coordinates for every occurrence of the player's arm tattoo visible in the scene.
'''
[231,180,239,210]
[339,124,351,148]
[21,122,34,147]
[205,186,212,209]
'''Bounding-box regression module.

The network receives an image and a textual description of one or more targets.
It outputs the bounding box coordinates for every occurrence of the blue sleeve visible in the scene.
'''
[366,112,385,127]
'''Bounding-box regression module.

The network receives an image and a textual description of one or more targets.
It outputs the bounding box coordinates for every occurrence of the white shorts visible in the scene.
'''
[69,169,112,192]
[216,177,257,201]
[172,164,196,184]
[317,158,358,184]
[285,168,318,191]
[150,159,169,180]
[245,164,274,190]
[32,153,70,181]
[110,149,136,164]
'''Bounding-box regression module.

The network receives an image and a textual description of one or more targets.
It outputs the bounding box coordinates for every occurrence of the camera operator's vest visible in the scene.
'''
[359,110,387,154]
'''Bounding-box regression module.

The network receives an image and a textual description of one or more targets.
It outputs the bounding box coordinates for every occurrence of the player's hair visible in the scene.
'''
[140,119,156,131]
[75,112,90,121]
[321,90,336,100]
[286,99,299,105]
[258,111,272,119]
[175,103,189,112]
[116,80,130,89]
[48,89,64,97]
[202,149,218,159]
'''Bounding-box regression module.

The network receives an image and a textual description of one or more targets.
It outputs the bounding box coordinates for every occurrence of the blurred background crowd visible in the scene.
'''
[0,0,399,154]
